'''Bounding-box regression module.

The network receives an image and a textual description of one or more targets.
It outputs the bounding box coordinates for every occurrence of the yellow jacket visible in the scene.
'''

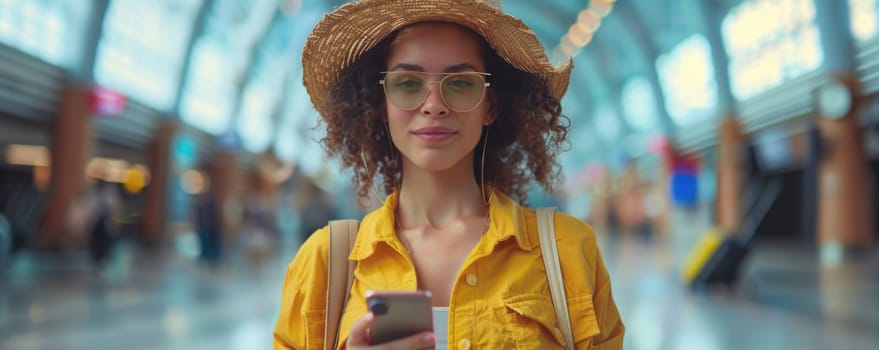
[274,192,624,349]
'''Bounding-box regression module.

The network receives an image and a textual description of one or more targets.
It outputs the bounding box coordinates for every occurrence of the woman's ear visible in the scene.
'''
[484,113,496,126]
[484,94,498,125]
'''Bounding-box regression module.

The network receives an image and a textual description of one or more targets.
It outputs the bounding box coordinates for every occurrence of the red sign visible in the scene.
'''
[88,86,126,117]
[647,135,670,155]
[669,155,700,174]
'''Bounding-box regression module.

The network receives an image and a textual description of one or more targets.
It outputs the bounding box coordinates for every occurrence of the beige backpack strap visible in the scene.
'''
[325,220,359,350]
[537,208,575,350]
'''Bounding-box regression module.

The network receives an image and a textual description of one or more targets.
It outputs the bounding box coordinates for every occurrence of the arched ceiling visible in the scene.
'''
[213,0,743,171]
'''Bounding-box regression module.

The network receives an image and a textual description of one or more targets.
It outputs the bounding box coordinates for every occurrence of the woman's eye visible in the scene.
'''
[446,78,475,89]
[397,79,423,89]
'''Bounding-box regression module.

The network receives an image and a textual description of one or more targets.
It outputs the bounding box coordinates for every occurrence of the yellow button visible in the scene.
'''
[458,338,472,350]
[465,273,478,286]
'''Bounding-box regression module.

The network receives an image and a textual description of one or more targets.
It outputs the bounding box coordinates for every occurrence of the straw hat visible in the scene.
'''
[301,0,573,119]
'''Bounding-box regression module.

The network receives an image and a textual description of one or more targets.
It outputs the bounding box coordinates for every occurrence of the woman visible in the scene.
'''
[274,1,624,349]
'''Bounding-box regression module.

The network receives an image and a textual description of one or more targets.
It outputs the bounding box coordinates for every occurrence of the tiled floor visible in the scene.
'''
[605,235,879,350]
[603,207,879,350]
[0,236,292,350]
[1,216,878,350]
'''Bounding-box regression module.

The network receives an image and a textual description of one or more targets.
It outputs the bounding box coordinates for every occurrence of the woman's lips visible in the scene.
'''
[412,127,457,142]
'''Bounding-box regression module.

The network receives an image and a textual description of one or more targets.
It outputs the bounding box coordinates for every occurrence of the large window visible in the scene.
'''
[275,68,309,164]
[236,84,276,154]
[235,12,307,154]
[722,0,823,100]
[180,39,240,134]
[94,0,203,111]
[594,105,623,142]
[271,7,332,162]
[621,76,660,131]
[180,0,277,135]
[656,35,718,126]
[851,0,878,41]
[0,0,91,69]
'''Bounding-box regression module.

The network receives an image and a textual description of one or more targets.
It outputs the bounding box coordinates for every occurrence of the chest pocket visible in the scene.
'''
[502,294,601,349]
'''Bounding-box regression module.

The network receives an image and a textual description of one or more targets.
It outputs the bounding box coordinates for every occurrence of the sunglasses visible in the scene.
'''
[379,71,491,112]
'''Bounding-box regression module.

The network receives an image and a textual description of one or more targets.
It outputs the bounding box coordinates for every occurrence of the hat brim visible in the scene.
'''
[302,0,572,118]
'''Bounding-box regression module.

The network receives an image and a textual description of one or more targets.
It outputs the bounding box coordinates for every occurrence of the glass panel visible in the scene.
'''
[656,35,718,126]
[180,39,236,135]
[234,10,312,153]
[237,84,275,153]
[0,0,91,69]
[274,115,301,163]
[180,0,278,135]
[594,106,623,142]
[275,70,313,163]
[621,76,660,131]
[94,0,203,110]
[271,8,330,161]
[850,0,878,41]
[722,0,824,100]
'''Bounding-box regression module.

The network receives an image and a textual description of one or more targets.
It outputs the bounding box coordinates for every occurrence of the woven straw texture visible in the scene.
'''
[301,0,573,119]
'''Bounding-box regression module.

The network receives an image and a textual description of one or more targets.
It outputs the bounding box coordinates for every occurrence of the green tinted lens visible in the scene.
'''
[384,72,428,110]
[442,73,486,111]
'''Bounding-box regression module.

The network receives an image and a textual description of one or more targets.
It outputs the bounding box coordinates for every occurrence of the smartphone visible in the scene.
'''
[365,290,433,345]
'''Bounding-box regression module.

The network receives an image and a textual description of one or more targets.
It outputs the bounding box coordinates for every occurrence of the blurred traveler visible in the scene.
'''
[0,214,10,263]
[195,191,223,264]
[88,180,120,266]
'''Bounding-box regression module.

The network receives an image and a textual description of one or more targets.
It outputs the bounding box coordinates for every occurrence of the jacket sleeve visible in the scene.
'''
[273,226,331,350]
[585,239,625,350]
[553,213,625,350]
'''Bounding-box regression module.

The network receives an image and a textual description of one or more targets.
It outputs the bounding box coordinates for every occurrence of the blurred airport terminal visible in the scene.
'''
[1,0,878,349]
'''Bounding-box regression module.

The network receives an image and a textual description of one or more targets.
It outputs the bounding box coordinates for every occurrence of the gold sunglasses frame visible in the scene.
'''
[379,71,492,112]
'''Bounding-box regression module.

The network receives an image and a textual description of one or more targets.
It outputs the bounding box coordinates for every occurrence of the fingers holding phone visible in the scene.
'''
[347,312,435,350]
[347,291,436,350]
[346,311,376,347]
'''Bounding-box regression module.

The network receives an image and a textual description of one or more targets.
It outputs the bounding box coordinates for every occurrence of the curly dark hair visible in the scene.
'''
[318,26,569,204]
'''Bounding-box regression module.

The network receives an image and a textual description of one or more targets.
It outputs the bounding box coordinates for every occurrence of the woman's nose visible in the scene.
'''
[419,83,449,117]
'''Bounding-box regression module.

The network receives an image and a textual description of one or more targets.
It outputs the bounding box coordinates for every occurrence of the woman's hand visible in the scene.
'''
[346,312,436,350]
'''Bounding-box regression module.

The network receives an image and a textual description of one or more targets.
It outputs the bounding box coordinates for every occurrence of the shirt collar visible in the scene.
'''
[348,189,534,261]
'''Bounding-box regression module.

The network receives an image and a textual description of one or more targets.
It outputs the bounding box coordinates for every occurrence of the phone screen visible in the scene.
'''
[366,291,433,345]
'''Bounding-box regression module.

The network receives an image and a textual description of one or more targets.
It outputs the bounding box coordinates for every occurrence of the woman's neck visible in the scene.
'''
[396,158,487,230]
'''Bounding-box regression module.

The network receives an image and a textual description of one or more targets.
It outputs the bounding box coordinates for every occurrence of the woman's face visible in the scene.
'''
[384,22,494,173]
